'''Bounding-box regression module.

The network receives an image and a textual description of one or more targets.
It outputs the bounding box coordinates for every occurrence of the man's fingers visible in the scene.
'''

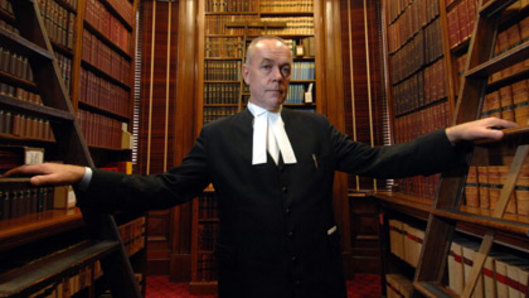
[3,165,36,177]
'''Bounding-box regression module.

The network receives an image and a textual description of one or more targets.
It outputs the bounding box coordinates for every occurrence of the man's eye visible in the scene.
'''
[261,65,271,70]
[281,67,291,76]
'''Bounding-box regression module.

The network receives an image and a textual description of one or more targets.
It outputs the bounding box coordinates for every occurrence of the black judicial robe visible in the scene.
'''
[80,108,467,298]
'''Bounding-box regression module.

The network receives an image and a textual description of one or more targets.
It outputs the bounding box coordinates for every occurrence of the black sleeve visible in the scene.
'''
[331,125,471,178]
[76,129,211,213]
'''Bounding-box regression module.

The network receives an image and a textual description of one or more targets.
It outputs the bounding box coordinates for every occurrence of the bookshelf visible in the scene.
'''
[0,0,144,296]
[190,0,318,294]
[378,0,529,296]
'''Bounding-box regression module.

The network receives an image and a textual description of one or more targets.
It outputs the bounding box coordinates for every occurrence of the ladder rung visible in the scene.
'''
[0,240,120,297]
[465,40,529,78]
[432,208,529,236]
[0,27,54,62]
[0,94,75,122]
[480,0,520,18]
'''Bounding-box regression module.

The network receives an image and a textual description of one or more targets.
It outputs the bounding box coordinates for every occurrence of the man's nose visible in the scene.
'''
[271,66,283,80]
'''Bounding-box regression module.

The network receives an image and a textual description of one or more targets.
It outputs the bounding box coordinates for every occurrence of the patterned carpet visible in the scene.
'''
[146,274,381,297]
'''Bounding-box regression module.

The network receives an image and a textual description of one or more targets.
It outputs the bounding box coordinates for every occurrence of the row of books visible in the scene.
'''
[0,83,42,105]
[28,245,141,298]
[205,36,245,58]
[82,29,132,85]
[286,83,313,104]
[392,58,447,115]
[448,237,529,297]
[465,165,529,216]
[0,186,55,220]
[0,110,55,141]
[0,47,33,82]
[85,0,132,55]
[205,60,242,81]
[496,10,529,56]
[259,17,314,36]
[285,37,316,58]
[104,0,133,25]
[394,174,440,200]
[259,0,313,13]
[482,79,529,126]
[203,106,239,124]
[390,18,443,84]
[77,109,125,149]
[79,67,130,117]
[490,16,529,82]
[199,193,218,220]
[387,0,414,24]
[205,14,257,35]
[198,222,219,252]
[196,253,217,282]
[119,216,145,257]
[205,0,256,13]
[385,273,412,298]
[388,219,424,268]
[394,100,451,143]
[28,261,96,298]
[387,0,440,54]
[446,0,478,49]
[290,61,315,80]
[204,83,240,105]
[36,0,76,50]
[55,51,72,94]
[393,101,450,199]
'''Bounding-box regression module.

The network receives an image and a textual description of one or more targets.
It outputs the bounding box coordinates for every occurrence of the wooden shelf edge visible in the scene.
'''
[0,26,54,62]
[373,192,433,211]
[480,0,519,18]
[413,281,454,298]
[433,207,529,236]
[466,40,529,79]
[0,240,119,296]
[0,209,84,252]
[0,94,75,122]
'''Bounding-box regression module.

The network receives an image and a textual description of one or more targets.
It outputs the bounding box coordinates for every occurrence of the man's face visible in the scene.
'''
[242,39,292,112]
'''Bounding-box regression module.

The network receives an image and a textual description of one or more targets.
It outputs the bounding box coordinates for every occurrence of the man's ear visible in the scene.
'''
[242,64,250,85]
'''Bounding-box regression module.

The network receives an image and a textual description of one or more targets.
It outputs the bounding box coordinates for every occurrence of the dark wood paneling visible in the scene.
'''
[340,0,385,275]
[138,0,182,277]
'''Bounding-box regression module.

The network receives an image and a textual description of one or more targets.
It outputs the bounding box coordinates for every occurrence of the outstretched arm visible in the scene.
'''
[445,117,518,144]
[3,163,86,186]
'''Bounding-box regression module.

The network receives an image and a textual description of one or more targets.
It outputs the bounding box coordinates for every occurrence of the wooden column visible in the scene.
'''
[316,0,353,276]
[169,0,199,282]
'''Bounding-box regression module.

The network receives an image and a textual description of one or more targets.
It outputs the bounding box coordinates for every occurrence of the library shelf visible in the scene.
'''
[78,101,129,121]
[465,40,529,79]
[0,207,84,251]
[0,95,74,122]
[80,60,130,90]
[0,239,119,297]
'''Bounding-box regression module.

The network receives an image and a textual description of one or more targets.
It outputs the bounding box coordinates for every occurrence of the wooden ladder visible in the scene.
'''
[0,0,141,296]
[413,0,529,297]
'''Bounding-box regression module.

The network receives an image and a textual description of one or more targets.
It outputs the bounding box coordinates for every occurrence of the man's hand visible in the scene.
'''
[445,117,518,144]
[3,163,86,186]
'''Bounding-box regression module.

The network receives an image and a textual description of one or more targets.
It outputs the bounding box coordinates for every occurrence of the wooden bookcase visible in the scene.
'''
[377,0,529,297]
[190,0,319,294]
[0,0,145,296]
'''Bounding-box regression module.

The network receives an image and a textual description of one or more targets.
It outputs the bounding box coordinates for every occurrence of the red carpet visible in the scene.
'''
[146,274,381,297]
